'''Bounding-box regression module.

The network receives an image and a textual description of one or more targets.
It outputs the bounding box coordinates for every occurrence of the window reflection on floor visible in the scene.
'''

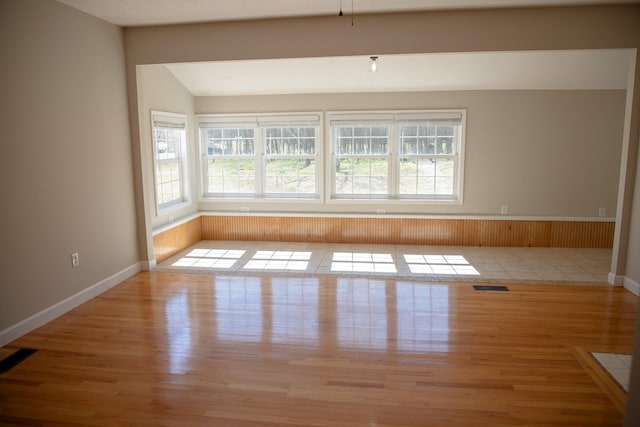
[337,278,388,350]
[173,274,452,354]
[172,248,245,268]
[404,254,480,275]
[215,277,262,342]
[244,250,311,271]
[271,278,319,344]
[396,282,449,353]
[331,252,397,273]
[166,289,192,374]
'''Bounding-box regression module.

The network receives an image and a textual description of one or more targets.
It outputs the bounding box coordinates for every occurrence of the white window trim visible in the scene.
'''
[197,112,323,201]
[151,110,191,215]
[326,109,466,204]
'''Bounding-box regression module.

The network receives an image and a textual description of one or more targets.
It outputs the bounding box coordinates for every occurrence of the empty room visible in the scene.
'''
[1,0,640,425]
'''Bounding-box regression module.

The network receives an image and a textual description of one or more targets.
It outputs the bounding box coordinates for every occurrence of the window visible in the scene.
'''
[398,120,457,197]
[334,124,390,196]
[199,114,321,199]
[204,126,256,194]
[329,111,465,202]
[264,127,317,195]
[152,112,188,210]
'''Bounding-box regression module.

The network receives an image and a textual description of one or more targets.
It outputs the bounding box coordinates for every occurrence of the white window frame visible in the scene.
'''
[327,110,466,203]
[151,111,190,213]
[330,115,393,199]
[200,119,258,197]
[198,113,322,200]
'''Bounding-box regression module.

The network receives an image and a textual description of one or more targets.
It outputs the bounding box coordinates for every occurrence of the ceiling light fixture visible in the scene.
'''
[370,56,378,72]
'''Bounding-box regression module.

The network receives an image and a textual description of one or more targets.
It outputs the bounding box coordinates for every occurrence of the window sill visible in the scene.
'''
[327,197,463,205]
[156,200,193,217]
[200,196,323,203]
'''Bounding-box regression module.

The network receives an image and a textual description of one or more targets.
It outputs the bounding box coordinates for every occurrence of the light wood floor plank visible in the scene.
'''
[0,272,636,426]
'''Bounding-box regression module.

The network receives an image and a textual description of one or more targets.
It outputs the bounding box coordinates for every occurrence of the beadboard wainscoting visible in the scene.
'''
[152,214,614,263]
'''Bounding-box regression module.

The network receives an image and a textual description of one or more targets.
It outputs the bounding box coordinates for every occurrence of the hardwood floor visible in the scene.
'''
[0,272,637,426]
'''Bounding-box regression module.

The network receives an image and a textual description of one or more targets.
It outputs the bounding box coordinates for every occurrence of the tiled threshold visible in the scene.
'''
[592,352,633,392]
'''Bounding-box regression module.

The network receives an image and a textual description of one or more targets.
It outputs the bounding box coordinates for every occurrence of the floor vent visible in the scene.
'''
[473,285,509,291]
[0,348,37,374]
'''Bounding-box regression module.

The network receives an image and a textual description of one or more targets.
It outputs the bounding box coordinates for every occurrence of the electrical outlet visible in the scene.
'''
[501,205,509,215]
[376,208,386,214]
[240,207,250,212]
[599,207,606,217]
[71,252,79,268]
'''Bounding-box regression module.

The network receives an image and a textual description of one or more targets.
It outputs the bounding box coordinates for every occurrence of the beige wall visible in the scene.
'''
[136,65,198,230]
[0,0,138,331]
[196,90,625,217]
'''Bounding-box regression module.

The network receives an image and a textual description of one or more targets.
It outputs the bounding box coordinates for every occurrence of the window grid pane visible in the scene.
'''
[265,127,316,156]
[398,157,456,195]
[153,124,185,207]
[207,128,255,156]
[400,124,457,156]
[265,158,316,194]
[264,127,317,195]
[334,125,389,196]
[336,126,388,155]
[335,158,389,195]
[207,158,256,194]
[206,128,256,194]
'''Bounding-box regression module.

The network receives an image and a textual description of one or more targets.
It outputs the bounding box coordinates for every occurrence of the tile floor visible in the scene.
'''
[156,240,612,284]
[592,352,633,392]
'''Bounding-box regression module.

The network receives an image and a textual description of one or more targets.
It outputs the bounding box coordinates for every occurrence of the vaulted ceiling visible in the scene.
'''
[164,50,631,96]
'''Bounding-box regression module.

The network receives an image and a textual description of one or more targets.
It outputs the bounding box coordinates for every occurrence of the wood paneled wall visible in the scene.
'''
[152,217,202,263]
[200,216,615,248]
[152,216,614,261]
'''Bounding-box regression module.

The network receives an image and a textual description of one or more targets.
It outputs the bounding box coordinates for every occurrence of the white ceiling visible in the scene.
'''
[163,49,631,96]
[57,0,640,27]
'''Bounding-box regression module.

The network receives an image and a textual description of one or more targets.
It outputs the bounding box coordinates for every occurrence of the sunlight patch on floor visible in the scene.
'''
[244,250,311,271]
[404,254,480,275]
[172,249,245,269]
[331,252,397,273]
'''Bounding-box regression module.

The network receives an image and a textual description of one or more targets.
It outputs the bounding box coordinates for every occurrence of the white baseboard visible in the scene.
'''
[608,272,625,286]
[624,277,640,296]
[0,262,142,347]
